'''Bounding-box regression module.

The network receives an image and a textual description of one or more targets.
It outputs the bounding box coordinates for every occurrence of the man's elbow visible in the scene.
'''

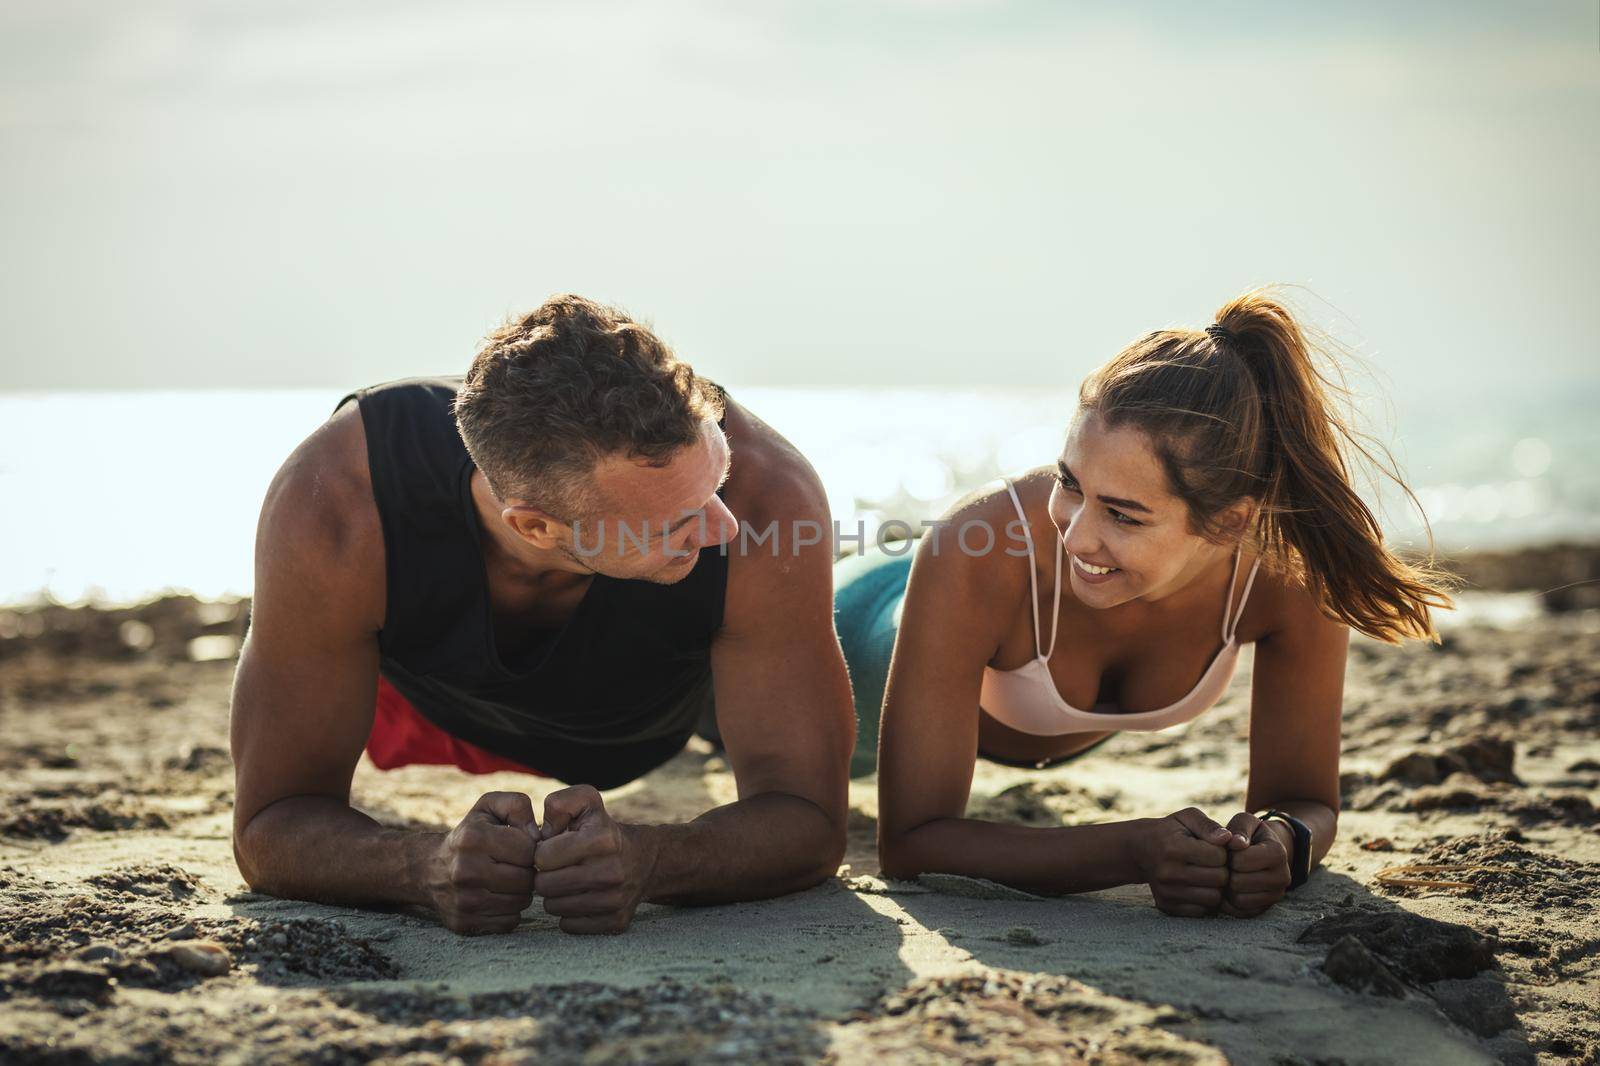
[783,799,847,889]
[815,826,848,885]
[232,833,269,895]
[793,805,848,887]
[232,811,286,897]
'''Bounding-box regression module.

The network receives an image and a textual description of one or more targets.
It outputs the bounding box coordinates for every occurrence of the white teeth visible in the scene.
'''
[1075,558,1118,575]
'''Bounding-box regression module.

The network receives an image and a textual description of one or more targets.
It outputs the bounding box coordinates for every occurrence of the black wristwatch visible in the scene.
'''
[1254,808,1313,889]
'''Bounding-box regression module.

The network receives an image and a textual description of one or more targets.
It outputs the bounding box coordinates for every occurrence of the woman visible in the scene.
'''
[836,289,1450,918]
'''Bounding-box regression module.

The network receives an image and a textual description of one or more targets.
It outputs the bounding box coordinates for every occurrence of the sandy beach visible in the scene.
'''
[1,549,1596,1065]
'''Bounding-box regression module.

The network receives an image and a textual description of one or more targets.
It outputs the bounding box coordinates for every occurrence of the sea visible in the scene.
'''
[3,386,1597,606]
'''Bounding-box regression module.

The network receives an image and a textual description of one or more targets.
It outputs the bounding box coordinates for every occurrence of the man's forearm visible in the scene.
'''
[235,795,442,909]
[629,792,844,907]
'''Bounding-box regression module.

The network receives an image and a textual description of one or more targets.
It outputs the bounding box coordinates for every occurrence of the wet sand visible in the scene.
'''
[1,556,1597,1064]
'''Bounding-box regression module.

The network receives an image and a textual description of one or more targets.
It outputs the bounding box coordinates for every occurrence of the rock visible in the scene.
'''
[1382,752,1446,786]
[75,943,123,964]
[1379,735,1519,787]
[164,922,197,941]
[998,925,1050,947]
[1299,909,1498,985]
[166,940,231,977]
[9,962,118,1003]
[1322,934,1408,997]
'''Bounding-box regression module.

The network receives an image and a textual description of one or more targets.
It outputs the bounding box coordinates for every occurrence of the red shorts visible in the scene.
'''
[366,675,547,777]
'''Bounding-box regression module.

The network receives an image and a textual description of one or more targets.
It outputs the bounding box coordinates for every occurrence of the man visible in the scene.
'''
[230,295,855,935]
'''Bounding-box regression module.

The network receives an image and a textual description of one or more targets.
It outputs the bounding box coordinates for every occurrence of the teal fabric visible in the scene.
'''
[832,547,915,777]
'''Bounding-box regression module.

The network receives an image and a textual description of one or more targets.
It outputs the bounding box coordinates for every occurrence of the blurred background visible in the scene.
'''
[2,0,1596,603]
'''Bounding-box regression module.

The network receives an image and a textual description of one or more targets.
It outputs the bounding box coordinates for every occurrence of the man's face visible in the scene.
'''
[563,418,739,583]
[1047,412,1218,608]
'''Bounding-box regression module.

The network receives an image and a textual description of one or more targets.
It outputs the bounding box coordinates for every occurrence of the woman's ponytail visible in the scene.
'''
[1081,287,1453,644]
[1212,292,1450,642]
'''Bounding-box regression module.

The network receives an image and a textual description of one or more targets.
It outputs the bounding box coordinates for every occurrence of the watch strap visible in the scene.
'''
[1254,808,1312,889]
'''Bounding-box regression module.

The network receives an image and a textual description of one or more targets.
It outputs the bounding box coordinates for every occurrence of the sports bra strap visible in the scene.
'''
[1003,478,1063,662]
[1223,551,1263,643]
[1044,531,1063,660]
[1007,479,1260,656]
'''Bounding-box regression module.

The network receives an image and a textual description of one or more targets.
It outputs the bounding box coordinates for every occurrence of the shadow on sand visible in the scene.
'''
[886,866,1534,1065]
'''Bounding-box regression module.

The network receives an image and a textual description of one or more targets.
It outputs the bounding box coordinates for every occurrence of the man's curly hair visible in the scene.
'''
[454,295,725,518]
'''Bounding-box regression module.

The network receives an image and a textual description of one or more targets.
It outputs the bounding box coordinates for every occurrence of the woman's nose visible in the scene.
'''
[1060,508,1101,559]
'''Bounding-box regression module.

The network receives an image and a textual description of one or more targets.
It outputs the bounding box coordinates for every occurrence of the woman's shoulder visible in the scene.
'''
[934,466,1055,528]
[1231,552,1345,647]
[924,467,1053,547]
[910,468,1052,588]
[895,472,1044,652]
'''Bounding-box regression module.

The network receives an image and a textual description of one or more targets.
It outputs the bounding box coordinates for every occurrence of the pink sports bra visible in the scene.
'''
[979,477,1261,736]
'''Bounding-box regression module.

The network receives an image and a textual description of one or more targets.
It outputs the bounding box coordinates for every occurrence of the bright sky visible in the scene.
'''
[1,1,1596,398]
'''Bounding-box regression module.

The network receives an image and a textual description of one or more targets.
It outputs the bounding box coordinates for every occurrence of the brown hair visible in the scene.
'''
[455,294,725,517]
[1078,287,1452,643]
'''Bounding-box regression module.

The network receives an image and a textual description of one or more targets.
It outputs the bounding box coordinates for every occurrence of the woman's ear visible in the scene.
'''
[1215,497,1259,541]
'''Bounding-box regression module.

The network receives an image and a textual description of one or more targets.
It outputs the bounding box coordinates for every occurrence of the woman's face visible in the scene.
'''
[1046,412,1228,608]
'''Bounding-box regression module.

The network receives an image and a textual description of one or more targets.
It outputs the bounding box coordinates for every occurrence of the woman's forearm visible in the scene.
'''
[880,816,1156,895]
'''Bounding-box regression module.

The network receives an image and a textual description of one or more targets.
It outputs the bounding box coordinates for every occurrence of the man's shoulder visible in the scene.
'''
[718,393,829,529]
[254,402,385,623]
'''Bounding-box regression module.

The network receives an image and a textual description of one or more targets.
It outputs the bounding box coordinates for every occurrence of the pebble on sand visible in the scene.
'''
[165,941,231,977]
[75,943,124,964]
[999,925,1051,947]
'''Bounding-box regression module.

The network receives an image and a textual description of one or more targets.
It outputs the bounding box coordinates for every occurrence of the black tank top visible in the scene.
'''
[335,377,730,789]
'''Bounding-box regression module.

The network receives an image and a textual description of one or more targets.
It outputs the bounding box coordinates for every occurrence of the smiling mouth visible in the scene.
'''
[1072,556,1120,576]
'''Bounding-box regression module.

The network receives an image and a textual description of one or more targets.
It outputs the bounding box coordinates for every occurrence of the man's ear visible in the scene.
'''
[503,505,565,549]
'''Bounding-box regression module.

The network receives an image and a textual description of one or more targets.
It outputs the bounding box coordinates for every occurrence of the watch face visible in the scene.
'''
[1279,816,1311,885]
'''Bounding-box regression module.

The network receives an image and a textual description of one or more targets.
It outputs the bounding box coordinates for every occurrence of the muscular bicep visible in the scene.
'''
[230,422,386,834]
[1245,588,1349,814]
[877,525,1014,844]
[710,491,854,822]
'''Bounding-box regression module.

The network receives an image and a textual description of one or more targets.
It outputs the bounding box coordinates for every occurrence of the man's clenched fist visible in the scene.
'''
[533,784,656,935]
[425,791,538,935]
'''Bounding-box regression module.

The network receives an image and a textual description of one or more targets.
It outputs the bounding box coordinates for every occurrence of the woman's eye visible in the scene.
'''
[1056,473,1132,521]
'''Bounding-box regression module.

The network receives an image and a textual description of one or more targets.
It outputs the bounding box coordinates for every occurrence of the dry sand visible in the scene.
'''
[1,575,1597,1064]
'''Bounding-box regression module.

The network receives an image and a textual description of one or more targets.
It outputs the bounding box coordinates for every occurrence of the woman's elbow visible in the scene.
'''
[877,827,928,882]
